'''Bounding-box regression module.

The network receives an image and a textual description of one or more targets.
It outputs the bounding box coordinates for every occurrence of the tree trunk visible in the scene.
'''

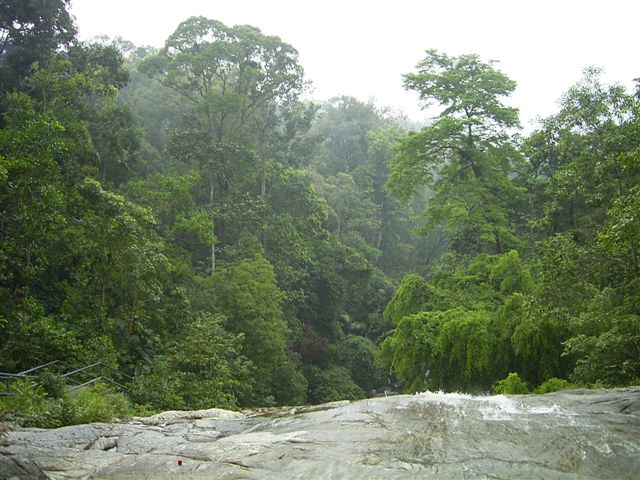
[211,241,216,275]
[495,230,503,254]
[631,241,640,278]
[210,173,216,274]
[261,155,268,250]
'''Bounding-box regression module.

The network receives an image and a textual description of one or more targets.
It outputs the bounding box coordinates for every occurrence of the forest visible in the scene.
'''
[1,0,639,426]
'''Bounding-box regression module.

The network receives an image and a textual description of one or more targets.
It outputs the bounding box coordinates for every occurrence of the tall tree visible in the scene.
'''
[0,0,76,98]
[388,50,525,255]
[524,68,637,242]
[141,17,305,270]
[309,96,386,175]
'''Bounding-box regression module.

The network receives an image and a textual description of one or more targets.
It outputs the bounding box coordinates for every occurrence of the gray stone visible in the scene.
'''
[133,407,244,426]
[184,430,221,442]
[0,454,47,480]
[85,436,118,451]
[4,387,640,479]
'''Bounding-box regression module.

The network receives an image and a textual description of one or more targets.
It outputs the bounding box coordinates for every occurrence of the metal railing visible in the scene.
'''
[0,361,132,396]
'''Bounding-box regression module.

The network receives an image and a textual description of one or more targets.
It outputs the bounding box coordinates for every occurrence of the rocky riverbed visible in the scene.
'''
[2,387,639,479]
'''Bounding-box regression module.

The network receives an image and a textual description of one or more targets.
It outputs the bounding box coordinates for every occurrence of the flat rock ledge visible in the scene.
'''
[1,388,639,479]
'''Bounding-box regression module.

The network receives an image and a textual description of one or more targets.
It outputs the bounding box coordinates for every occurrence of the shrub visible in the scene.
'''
[306,365,365,404]
[533,377,576,394]
[0,379,67,428]
[37,372,66,399]
[129,359,187,412]
[492,372,529,395]
[70,383,131,424]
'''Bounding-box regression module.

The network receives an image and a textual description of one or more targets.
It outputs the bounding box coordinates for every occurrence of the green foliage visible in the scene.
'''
[331,335,384,392]
[432,309,495,391]
[0,0,76,95]
[533,378,576,394]
[2,0,640,415]
[511,302,572,386]
[384,274,444,324]
[599,185,640,278]
[124,172,213,270]
[129,358,186,411]
[492,373,529,395]
[403,50,518,126]
[61,179,170,369]
[0,298,76,372]
[0,93,68,304]
[36,372,66,399]
[306,365,366,404]
[378,312,435,392]
[71,383,131,424]
[489,250,534,295]
[0,380,53,427]
[211,255,293,403]
[0,378,134,428]
[131,313,253,410]
[389,50,525,255]
[564,314,640,387]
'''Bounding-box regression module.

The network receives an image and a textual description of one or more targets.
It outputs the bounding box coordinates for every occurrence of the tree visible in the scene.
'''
[492,372,529,394]
[321,172,378,244]
[524,68,637,243]
[131,313,253,410]
[377,309,444,393]
[388,50,525,254]
[0,0,76,98]
[24,41,138,185]
[142,17,304,144]
[358,125,419,274]
[383,273,445,324]
[141,17,305,269]
[432,309,495,391]
[60,179,170,370]
[262,162,328,290]
[331,334,383,393]
[210,254,295,403]
[0,92,69,315]
[124,172,214,272]
[308,96,387,175]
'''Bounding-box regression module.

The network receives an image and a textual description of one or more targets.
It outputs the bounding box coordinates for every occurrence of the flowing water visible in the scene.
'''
[2,388,639,479]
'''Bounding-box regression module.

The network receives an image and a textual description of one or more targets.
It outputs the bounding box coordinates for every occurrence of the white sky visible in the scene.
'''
[70,0,639,130]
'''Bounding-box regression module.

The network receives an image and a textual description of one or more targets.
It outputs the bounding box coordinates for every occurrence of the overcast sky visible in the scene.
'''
[70,0,638,129]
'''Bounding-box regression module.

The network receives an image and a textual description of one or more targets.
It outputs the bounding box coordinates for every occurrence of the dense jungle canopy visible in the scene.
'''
[1,1,639,424]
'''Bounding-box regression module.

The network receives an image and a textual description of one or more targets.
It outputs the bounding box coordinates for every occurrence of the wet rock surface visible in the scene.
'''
[1,388,639,479]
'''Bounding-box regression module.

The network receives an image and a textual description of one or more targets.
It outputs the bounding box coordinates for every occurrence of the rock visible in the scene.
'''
[92,453,252,479]
[0,454,47,480]
[85,436,118,451]
[184,430,221,442]
[114,428,182,455]
[4,388,640,479]
[133,407,244,425]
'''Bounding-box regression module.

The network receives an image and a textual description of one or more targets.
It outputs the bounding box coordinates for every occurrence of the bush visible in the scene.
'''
[492,372,529,395]
[0,380,132,427]
[533,377,576,394]
[331,335,384,393]
[129,359,187,412]
[306,365,365,404]
[0,379,70,428]
[70,383,131,424]
[37,372,66,399]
